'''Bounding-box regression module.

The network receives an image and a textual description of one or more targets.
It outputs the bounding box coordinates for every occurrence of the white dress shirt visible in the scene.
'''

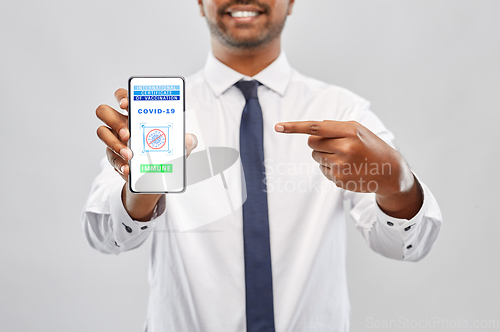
[82,52,443,332]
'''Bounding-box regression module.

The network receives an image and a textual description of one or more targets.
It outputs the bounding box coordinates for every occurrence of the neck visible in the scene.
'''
[211,37,281,77]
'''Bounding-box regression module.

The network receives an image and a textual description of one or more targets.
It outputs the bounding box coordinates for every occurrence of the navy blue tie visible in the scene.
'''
[235,80,276,332]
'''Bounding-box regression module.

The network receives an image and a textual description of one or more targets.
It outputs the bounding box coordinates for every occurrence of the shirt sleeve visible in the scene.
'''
[343,98,443,261]
[345,175,442,261]
[81,157,166,255]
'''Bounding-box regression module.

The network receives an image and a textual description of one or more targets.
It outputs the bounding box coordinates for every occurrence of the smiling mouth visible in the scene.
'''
[229,11,260,18]
[225,4,265,20]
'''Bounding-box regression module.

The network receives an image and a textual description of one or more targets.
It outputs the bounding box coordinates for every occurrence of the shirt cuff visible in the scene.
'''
[109,182,167,229]
[375,173,428,246]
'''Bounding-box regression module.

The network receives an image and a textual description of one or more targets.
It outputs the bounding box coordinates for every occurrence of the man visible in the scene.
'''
[83,0,442,331]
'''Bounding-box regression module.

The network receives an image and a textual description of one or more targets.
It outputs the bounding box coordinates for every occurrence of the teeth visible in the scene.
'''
[230,11,259,18]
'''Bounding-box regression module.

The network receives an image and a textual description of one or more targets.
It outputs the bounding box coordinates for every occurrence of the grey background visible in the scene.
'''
[1,0,499,331]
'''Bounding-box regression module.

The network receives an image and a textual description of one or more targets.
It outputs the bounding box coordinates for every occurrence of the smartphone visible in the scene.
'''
[128,76,185,193]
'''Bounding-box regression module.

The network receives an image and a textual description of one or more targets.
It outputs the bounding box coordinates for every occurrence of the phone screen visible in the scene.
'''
[128,76,185,193]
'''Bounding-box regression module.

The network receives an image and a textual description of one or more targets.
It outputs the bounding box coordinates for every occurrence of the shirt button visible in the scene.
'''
[404,226,412,231]
[387,221,394,226]
[407,244,413,249]
[122,223,132,233]
[141,226,148,230]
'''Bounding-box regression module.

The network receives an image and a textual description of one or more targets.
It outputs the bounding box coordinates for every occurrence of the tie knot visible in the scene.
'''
[235,80,260,100]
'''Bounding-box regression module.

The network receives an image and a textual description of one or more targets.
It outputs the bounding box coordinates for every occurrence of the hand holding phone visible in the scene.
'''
[96,85,196,180]
[95,86,196,219]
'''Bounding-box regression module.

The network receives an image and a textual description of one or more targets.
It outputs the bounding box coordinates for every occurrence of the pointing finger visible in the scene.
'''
[275,120,355,138]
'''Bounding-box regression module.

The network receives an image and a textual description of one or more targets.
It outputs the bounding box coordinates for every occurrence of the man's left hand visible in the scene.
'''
[275,120,423,219]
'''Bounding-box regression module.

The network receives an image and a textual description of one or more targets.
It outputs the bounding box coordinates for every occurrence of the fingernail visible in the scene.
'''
[119,128,129,139]
[120,148,130,160]
[120,165,126,174]
[191,135,198,149]
[275,124,284,132]
[119,98,126,107]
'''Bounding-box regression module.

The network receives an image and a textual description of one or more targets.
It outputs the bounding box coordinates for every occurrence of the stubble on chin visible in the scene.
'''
[204,2,288,50]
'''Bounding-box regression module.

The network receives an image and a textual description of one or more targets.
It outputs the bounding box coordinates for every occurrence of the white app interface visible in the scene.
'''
[129,77,185,193]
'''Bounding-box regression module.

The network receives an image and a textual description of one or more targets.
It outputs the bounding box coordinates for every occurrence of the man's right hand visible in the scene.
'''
[95,88,198,221]
[96,88,197,182]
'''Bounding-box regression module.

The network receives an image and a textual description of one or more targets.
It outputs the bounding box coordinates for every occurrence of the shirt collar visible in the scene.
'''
[203,51,292,97]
